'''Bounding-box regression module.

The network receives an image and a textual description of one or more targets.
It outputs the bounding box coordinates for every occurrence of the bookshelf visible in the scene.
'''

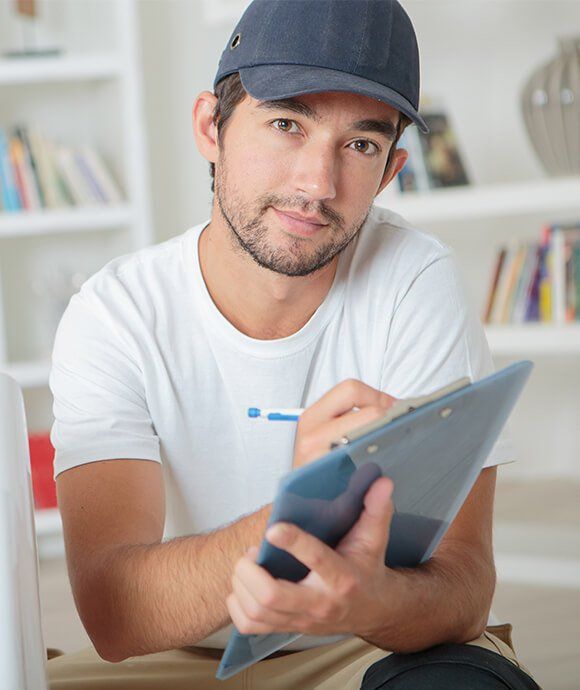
[375,176,580,226]
[0,205,133,238]
[0,53,122,85]
[0,0,153,547]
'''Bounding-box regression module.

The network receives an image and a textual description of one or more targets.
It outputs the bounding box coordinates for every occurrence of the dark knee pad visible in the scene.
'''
[360,644,541,689]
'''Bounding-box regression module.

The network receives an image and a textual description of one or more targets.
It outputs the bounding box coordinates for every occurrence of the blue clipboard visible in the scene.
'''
[217,360,533,680]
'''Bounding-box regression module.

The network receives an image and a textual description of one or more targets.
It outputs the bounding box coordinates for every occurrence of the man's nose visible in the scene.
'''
[292,142,338,201]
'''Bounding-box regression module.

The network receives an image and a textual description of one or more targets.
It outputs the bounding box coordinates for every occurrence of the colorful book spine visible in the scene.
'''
[80,146,122,203]
[14,125,45,208]
[0,124,124,213]
[483,247,506,323]
[484,222,580,324]
[0,126,22,211]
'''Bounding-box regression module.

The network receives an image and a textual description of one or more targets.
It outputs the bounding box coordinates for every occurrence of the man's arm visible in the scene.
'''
[57,458,271,663]
[226,380,497,653]
[361,465,496,653]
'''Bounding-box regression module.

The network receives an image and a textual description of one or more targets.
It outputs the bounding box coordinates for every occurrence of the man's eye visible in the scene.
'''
[272,119,299,133]
[350,140,379,155]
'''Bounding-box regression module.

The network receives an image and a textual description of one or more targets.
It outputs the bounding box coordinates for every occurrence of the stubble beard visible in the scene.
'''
[214,154,370,278]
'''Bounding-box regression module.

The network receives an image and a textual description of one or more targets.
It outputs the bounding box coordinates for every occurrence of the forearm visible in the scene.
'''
[83,503,271,661]
[362,539,496,654]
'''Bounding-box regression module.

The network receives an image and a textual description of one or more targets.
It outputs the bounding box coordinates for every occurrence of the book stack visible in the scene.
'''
[397,112,470,192]
[483,223,580,324]
[0,125,123,212]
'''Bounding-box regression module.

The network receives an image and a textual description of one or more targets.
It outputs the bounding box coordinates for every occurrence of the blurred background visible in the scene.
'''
[0,1,579,687]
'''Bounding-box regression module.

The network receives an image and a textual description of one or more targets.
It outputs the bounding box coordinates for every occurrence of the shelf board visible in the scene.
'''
[485,324,580,355]
[376,176,580,225]
[1,359,50,388]
[0,53,122,85]
[0,204,133,238]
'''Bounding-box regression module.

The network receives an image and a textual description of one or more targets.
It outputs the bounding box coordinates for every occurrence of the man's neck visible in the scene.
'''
[197,214,339,341]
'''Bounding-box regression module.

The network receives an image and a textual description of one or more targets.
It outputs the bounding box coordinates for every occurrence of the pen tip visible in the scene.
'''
[248,408,260,418]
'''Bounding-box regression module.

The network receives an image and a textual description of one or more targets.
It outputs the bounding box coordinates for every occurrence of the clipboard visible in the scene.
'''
[217,360,533,680]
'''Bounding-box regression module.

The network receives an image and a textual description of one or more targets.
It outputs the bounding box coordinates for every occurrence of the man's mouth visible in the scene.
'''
[271,207,328,237]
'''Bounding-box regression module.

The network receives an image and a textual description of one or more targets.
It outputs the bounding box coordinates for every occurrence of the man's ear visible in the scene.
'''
[375,146,409,197]
[192,91,219,164]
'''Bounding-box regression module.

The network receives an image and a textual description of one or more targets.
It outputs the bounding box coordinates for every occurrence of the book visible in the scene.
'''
[483,222,580,324]
[513,245,538,324]
[490,243,517,324]
[483,247,506,323]
[397,111,469,192]
[502,244,527,323]
[0,126,22,211]
[9,135,29,210]
[0,124,126,212]
[56,147,94,206]
[14,125,45,208]
[417,112,470,189]
[80,146,123,204]
[397,126,430,192]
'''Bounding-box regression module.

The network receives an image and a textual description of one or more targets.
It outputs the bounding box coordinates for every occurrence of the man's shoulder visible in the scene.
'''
[346,205,452,293]
[363,204,450,262]
[81,225,200,298]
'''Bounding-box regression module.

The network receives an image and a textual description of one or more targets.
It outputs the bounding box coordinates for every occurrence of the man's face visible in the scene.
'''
[213,91,400,277]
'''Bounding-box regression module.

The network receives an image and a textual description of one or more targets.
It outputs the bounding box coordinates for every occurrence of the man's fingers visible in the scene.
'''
[231,573,293,627]
[295,405,392,466]
[265,523,346,589]
[338,477,394,559]
[234,552,321,615]
[301,379,396,432]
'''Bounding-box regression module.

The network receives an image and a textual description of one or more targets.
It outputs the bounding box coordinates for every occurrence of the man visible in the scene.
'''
[47,1,539,688]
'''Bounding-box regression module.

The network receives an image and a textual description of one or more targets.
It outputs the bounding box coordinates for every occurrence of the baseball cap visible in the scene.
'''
[213,0,428,133]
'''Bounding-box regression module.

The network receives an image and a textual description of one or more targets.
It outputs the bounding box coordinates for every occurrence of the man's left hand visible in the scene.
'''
[226,476,397,637]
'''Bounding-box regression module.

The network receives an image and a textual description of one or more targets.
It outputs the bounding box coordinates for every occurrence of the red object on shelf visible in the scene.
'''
[28,433,57,509]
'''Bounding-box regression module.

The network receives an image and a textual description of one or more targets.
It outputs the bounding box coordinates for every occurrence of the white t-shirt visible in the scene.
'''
[50,204,513,650]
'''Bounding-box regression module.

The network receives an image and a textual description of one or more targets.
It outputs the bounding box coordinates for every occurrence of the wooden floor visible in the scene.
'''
[39,477,580,689]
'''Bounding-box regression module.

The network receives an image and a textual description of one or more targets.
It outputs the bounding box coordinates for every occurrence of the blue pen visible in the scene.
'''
[248,407,305,421]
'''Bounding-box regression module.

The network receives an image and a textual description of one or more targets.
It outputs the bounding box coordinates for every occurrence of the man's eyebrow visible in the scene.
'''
[350,118,398,142]
[256,98,321,122]
[255,99,398,141]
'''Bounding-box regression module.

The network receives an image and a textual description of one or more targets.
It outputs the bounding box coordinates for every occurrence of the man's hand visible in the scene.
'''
[292,378,397,468]
[226,377,398,637]
[226,475,396,637]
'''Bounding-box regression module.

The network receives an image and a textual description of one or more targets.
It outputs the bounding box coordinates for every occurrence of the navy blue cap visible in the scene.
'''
[213,0,428,133]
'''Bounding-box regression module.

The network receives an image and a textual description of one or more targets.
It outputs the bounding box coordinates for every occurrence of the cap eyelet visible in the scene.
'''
[230,33,241,50]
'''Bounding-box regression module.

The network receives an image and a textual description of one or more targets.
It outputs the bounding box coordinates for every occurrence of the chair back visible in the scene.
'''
[0,373,48,689]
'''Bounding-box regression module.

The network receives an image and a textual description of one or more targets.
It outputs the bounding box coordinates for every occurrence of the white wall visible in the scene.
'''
[136,0,580,480]
[138,0,580,240]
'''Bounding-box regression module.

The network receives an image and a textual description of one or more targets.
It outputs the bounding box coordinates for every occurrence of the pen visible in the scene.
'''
[248,407,305,421]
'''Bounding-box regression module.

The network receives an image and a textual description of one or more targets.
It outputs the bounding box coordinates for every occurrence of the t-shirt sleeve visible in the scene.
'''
[49,287,161,480]
[379,250,515,468]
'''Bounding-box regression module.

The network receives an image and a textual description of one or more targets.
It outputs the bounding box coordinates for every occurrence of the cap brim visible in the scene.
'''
[238,64,429,134]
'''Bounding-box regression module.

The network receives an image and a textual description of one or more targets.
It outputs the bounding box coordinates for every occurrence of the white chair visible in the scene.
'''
[0,373,48,690]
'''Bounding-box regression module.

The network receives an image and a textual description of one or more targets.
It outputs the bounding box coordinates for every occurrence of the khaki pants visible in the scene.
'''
[47,624,536,689]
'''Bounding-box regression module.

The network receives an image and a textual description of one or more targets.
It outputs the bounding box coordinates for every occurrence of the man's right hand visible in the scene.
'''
[292,380,396,469]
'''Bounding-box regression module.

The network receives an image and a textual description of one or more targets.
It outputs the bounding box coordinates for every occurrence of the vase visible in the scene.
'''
[521,37,580,176]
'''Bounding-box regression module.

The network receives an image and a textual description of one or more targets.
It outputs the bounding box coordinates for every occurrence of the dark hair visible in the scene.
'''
[208,72,411,193]
[209,73,248,193]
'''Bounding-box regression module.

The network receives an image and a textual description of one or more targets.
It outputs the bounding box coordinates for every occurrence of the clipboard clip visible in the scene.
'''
[330,376,471,448]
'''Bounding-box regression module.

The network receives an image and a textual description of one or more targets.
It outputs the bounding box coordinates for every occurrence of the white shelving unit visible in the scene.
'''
[0,53,122,85]
[375,179,580,359]
[0,204,133,238]
[376,176,580,226]
[0,0,153,547]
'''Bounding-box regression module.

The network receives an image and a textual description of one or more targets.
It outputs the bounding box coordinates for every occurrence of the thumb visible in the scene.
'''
[338,477,394,560]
